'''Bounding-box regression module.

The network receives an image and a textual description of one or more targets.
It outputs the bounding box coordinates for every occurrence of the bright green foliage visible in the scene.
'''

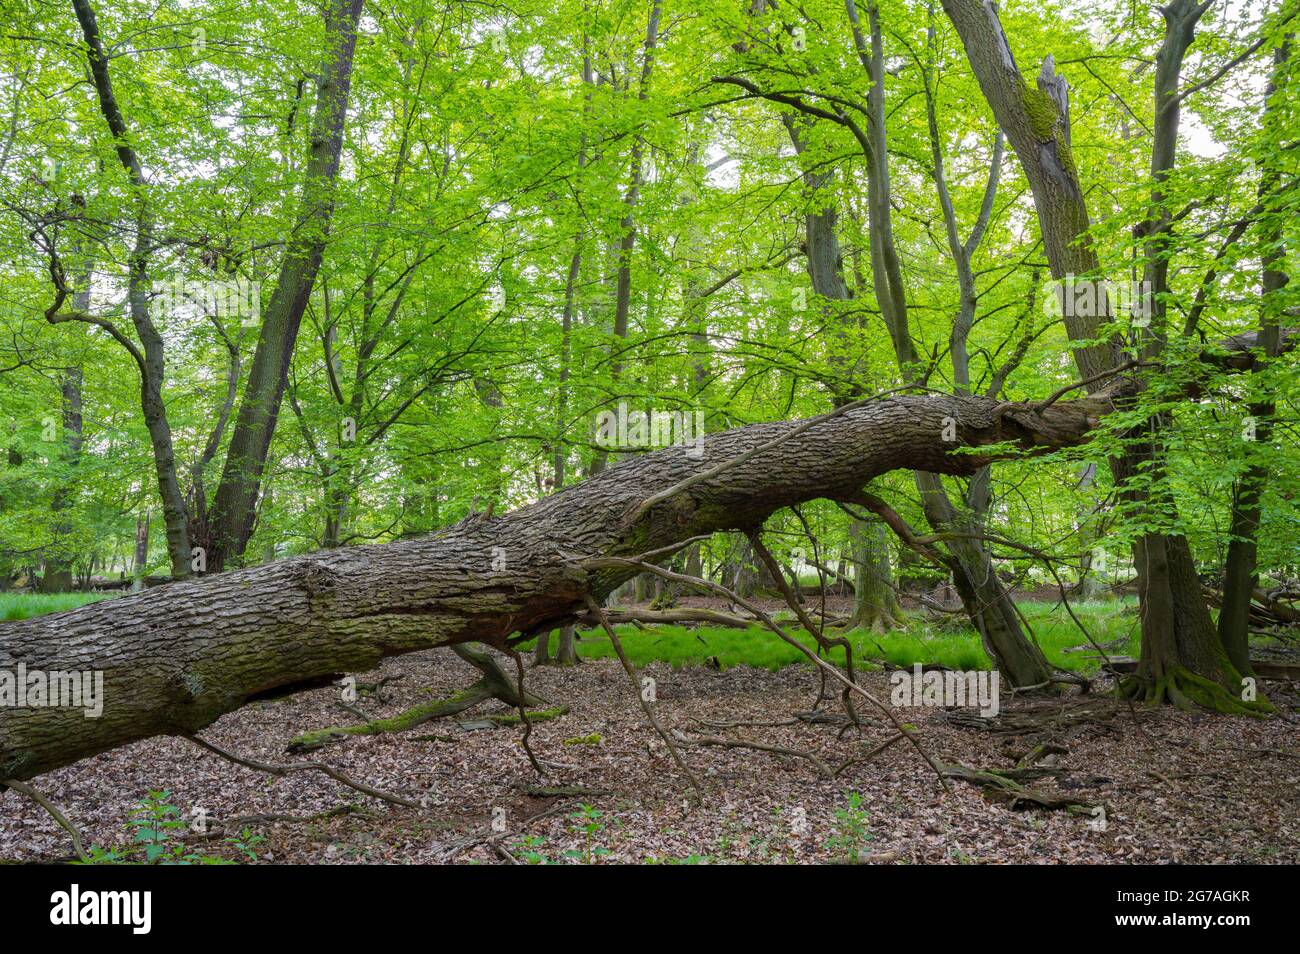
[825,791,873,862]
[0,0,1294,648]
[80,790,265,864]
[527,598,1140,673]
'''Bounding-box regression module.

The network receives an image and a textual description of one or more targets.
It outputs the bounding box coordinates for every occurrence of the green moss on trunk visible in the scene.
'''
[1120,666,1273,716]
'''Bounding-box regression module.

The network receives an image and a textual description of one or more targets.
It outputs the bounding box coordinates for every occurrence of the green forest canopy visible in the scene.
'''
[0,0,1295,641]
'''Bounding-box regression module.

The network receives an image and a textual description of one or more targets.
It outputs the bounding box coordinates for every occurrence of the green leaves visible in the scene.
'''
[0,0,1293,593]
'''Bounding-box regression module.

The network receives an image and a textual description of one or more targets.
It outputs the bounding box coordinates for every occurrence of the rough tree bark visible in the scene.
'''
[2,387,1125,781]
[131,513,149,592]
[202,0,365,571]
[940,0,1266,710]
[848,517,902,631]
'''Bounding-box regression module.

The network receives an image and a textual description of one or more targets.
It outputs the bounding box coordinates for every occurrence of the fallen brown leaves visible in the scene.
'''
[1,650,1296,864]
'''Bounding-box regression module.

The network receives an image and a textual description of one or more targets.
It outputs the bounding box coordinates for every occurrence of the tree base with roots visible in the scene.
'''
[850,604,905,634]
[1119,667,1273,716]
[532,625,581,667]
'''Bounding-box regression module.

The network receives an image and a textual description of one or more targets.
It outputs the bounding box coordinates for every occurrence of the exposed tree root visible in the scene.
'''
[834,733,903,776]
[939,761,1097,815]
[1119,666,1274,716]
[0,777,89,862]
[670,728,834,778]
[184,734,425,809]
[511,649,546,776]
[288,643,557,754]
[851,604,907,634]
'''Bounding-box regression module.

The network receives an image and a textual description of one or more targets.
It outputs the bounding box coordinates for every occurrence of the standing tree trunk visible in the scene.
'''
[203,0,365,571]
[131,512,150,592]
[553,625,580,666]
[846,0,1048,682]
[40,258,90,594]
[781,56,905,634]
[1219,34,1291,674]
[68,0,192,579]
[536,33,596,671]
[587,0,661,478]
[848,517,902,631]
[1070,463,1107,600]
[940,0,1264,710]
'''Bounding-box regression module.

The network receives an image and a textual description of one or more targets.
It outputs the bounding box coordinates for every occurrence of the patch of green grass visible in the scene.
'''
[1018,598,1141,670]
[861,598,1140,673]
[521,597,1139,675]
[533,623,853,672]
[860,628,989,670]
[0,591,115,621]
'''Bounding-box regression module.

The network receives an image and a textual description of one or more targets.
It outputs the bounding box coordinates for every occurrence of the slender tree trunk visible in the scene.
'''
[941,0,1263,709]
[131,513,150,592]
[588,1,661,479]
[914,470,1051,685]
[41,261,90,594]
[204,0,365,571]
[532,629,553,665]
[784,85,904,634]
[1068,463,1107,600]
[71,0,192,579]
[1219,34,1291,674]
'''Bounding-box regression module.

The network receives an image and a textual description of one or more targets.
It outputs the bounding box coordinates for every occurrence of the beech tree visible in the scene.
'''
[1,0,1296,788]
[940,0,1295,707]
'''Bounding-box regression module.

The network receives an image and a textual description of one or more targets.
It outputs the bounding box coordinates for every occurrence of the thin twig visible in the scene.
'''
[581,557,952,791]
[511,649,546,776]
[748,528,862,728]
[182,734,424,809]
[2,777,90,862]
[672,729,834,778]
[582,595,705,796]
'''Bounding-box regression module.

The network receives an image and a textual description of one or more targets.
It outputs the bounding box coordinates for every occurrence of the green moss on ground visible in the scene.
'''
[518,599,1140,675]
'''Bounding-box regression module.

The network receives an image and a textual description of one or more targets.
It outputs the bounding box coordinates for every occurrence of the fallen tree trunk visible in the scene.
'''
[0,382,1213,781]
[578,606,765,628]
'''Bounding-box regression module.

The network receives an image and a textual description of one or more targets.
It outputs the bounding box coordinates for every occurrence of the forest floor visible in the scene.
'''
[1,613,1297,864]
